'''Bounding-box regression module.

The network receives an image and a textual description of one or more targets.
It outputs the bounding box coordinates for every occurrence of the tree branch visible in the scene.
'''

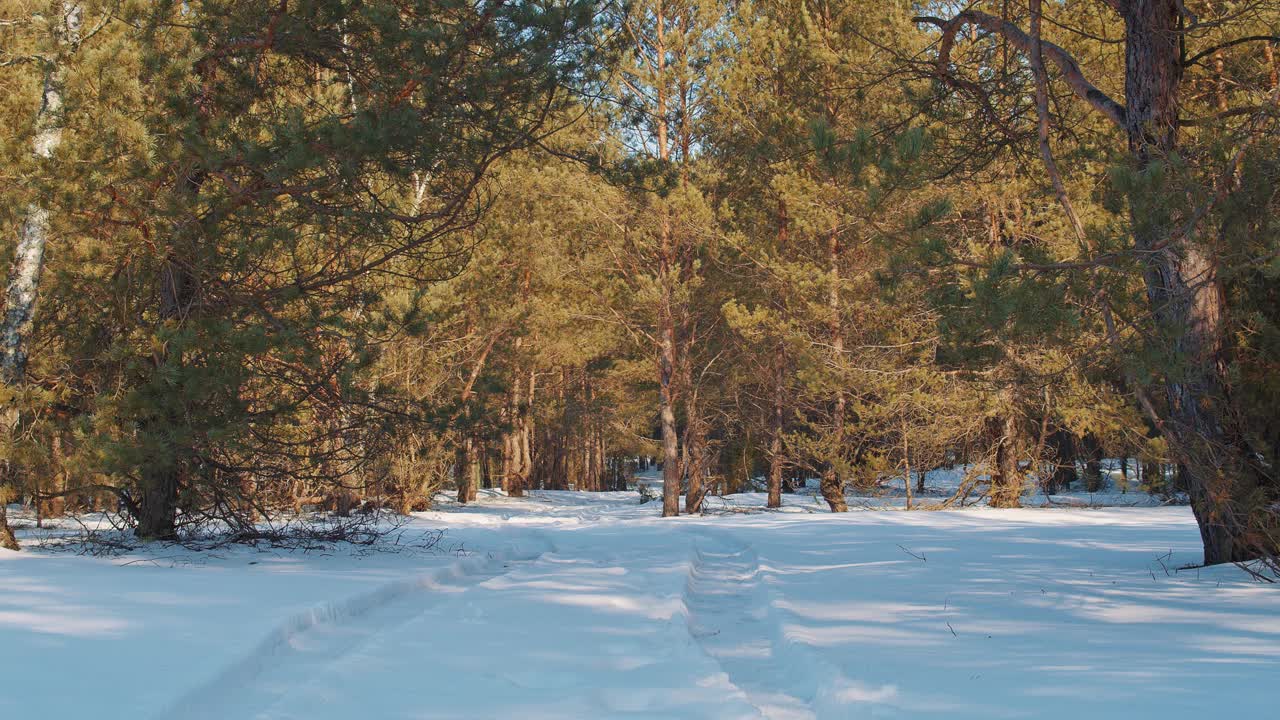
[914,11,1127,129]
[1184,35,1280,68]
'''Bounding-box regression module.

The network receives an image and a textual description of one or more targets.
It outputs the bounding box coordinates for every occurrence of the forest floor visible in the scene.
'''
[3,479,1279,719]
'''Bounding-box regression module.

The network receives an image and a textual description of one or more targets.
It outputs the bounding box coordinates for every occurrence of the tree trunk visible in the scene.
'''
[2,207,49,400]
[659,302,681,517]
[652,1,683,518]
[0,4,81,552]
[988,410,1023,508]
[767,362,784,509]
[595,426,606,492]
[465,430,476,499]
[513,368,534,497]
[820,415,848,511]
[137,461,181,540]
[1122,1,1264,564]
[458,434,480,503]
[820,229,848,512]
[0,501,15,551]
[1045,430,1077,494]
[902,420,913,510]
[501,410,515,495]
[135,249,200,541]
[681,353,707,513]
[1081,434,1105,493]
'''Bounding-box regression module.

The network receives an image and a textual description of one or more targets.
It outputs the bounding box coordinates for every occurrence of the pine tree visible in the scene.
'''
[11,0,607,538]
[915,0,1280,563]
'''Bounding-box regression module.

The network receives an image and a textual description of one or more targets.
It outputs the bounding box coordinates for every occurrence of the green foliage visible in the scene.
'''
[3,0,1276,538]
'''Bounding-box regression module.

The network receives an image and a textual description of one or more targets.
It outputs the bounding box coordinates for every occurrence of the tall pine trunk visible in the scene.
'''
[820,228,848,512]
[1122,1,1263,564]
[767,360,784,509]
[681,354,707,513]
[658,294,681,517]
[501,359,523,497]
[988,402,1023,508]
[514,369,534,496]
[1045,430,1077,494]
[653,1,682,518]
[1081,434,1105,493]
[137,150,204,541]
[455,434,480,503]
[135,252,198,541]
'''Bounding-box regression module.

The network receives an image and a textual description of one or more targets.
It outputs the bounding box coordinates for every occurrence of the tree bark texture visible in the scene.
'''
[820,228,848,512]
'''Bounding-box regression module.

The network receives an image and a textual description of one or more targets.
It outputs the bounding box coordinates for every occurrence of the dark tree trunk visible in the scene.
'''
[989,410,1023,508]
[1081,434,1106,493]
[501,419,515,495]
[821,229,848,513]
[1122,1,1264,564]
[1045,430,1077,493]
[1141,461,1162,490]
[137,462,180,540]
[481,436,493,490]
[136,249,199,541]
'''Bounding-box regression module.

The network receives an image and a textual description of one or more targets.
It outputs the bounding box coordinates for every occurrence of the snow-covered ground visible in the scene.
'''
[3,487,1278,719]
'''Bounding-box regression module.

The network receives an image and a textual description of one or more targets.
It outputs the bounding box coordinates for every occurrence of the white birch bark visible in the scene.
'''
[2,3,80,387]
[1,4,80,550]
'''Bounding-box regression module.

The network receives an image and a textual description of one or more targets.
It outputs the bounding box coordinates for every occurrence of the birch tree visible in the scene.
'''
[0,0,81,551]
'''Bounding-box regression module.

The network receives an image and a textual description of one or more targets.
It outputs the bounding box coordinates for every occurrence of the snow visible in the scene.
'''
[2,487,1278,719]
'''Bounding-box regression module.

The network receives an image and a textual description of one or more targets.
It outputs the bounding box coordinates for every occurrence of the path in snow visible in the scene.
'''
[161,531,554,720]
[683,530,887,720]
[5,491,1279,719]
[683,532,812,720]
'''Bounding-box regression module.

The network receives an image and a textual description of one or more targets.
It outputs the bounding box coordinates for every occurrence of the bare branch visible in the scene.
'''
[914,11,1128,129]
[1184,35,1280,68]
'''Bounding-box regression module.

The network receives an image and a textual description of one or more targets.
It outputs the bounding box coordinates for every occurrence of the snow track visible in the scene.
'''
[683,531,815,720]
[9,494,1276,719]
[683,529,889,719]
[158,532,554,720]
